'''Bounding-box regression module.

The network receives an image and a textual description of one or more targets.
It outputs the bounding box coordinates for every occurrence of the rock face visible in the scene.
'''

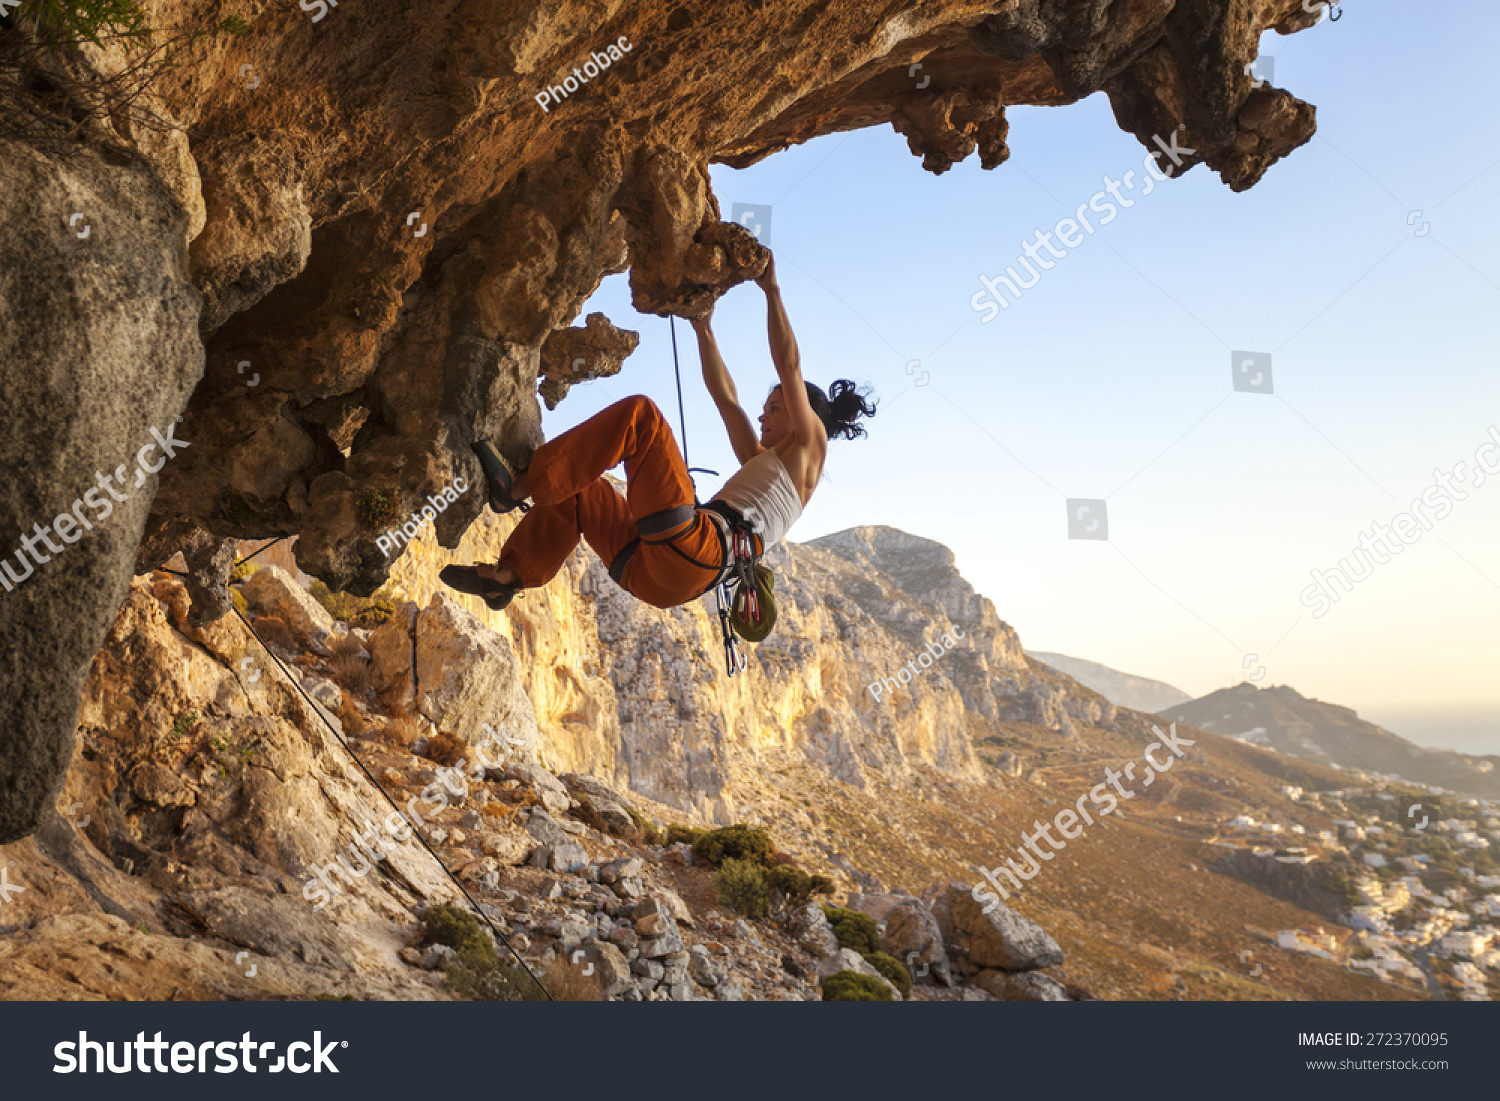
[3,0,1330,841]
[375,505,1113,820]
[0,127,203,844]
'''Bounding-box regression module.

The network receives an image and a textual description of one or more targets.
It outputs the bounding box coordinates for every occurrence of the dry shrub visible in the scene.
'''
[251,615,298,653]
[381,715,421,749]
[539,955,601,1002]
[329,634,373,696]
[424,732,467,767]
[336,695,367,739]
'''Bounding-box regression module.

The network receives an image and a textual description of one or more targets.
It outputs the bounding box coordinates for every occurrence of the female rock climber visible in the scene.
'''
[438,252,877,615]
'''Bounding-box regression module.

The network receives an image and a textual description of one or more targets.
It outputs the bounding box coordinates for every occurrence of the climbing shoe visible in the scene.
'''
[474,440,530,514]
[439,565,521,612]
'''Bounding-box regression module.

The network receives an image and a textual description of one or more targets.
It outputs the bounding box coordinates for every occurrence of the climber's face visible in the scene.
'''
[759,388,793,448]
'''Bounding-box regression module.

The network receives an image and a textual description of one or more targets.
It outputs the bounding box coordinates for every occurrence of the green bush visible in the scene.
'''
[355,487,401,530]
[767,864,811,906]
[309,579,398,628]
[419,904,496,964]
[418,905,547,1001]
[821,905,882,955]
[230,560,255,583]
[692,824,774,869]
[666,824,704,847]
[821,970,892,1001]
[714,857,770,918]
[767,864,834,911]
[26,0,150,47]
[863,951,912,1000]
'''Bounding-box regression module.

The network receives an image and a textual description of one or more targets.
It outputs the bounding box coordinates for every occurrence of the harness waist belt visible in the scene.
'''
[607,505,740,595]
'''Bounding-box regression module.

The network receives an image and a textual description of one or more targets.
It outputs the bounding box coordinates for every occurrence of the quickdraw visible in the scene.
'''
[717,580,747,675]
[732,527,759,624]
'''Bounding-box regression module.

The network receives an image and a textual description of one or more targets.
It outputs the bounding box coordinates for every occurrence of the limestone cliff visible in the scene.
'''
[382,507,1119,824]
[4,0,1329,841]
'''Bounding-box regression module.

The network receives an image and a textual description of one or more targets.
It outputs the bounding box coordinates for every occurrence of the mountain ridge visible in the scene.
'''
[1025,651,1192,714]
[1164,682,1500,799]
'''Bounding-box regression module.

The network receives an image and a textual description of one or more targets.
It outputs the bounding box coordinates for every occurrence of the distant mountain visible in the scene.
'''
[1025,651,1191,713]
[1163,683,1500,798]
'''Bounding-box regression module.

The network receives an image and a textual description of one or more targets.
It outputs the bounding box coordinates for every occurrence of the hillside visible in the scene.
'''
[1026,652,1192,714]
[1166,684,1500,800]
[6,514,1470,1002]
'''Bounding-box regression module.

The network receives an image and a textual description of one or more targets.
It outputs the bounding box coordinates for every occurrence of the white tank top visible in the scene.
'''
[711,447,804,549]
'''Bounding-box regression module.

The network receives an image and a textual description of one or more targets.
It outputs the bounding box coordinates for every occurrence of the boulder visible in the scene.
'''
[547,841,589,874]
[631,958,665,980]
[689,944,726,988]
[575,940,632,998]
[507,763,571,814]
[242,566,337,653]
[788,902,840,959]
[559,772,630,805]
[597,856,643,884]
[882,898,949,984]
[481,833,530,865]
[609,927,639,952]
[524,811,573,849]
[410,592,542,749]
[540,918,591,951]
[421,944,457,970]
[302,675,342,712]
[637,931,686,958]
[635,910,676,938]
[588,796,637,834]
[657,888,694,928]
[946,883,1063,971]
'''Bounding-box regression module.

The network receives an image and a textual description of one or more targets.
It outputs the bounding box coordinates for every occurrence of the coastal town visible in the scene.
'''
[1204,771,1499,1000]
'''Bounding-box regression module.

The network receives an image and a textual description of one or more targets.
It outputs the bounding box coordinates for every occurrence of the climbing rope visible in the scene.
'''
[668,315,749,676]
[157,539,553,1001]
[668,315,718,489]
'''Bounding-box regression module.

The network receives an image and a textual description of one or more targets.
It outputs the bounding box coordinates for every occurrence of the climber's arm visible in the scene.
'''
[756,255,820,445]
[691,311,762,463]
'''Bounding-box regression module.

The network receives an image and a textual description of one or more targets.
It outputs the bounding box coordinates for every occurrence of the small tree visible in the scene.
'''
[714,857,770,918]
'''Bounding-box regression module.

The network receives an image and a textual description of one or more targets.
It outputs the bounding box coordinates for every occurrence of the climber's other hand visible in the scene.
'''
[755,252,778,292]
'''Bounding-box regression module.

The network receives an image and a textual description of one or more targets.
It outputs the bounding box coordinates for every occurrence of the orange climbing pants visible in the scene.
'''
[498,395,726,609]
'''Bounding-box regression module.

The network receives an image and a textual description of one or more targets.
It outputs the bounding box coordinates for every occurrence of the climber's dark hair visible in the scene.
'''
[771,379,878,441]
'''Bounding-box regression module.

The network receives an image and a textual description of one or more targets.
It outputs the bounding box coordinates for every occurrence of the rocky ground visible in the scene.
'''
[0,564,1078,1002]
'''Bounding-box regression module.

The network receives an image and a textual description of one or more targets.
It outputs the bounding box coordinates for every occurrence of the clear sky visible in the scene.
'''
[553,0,1500,753]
